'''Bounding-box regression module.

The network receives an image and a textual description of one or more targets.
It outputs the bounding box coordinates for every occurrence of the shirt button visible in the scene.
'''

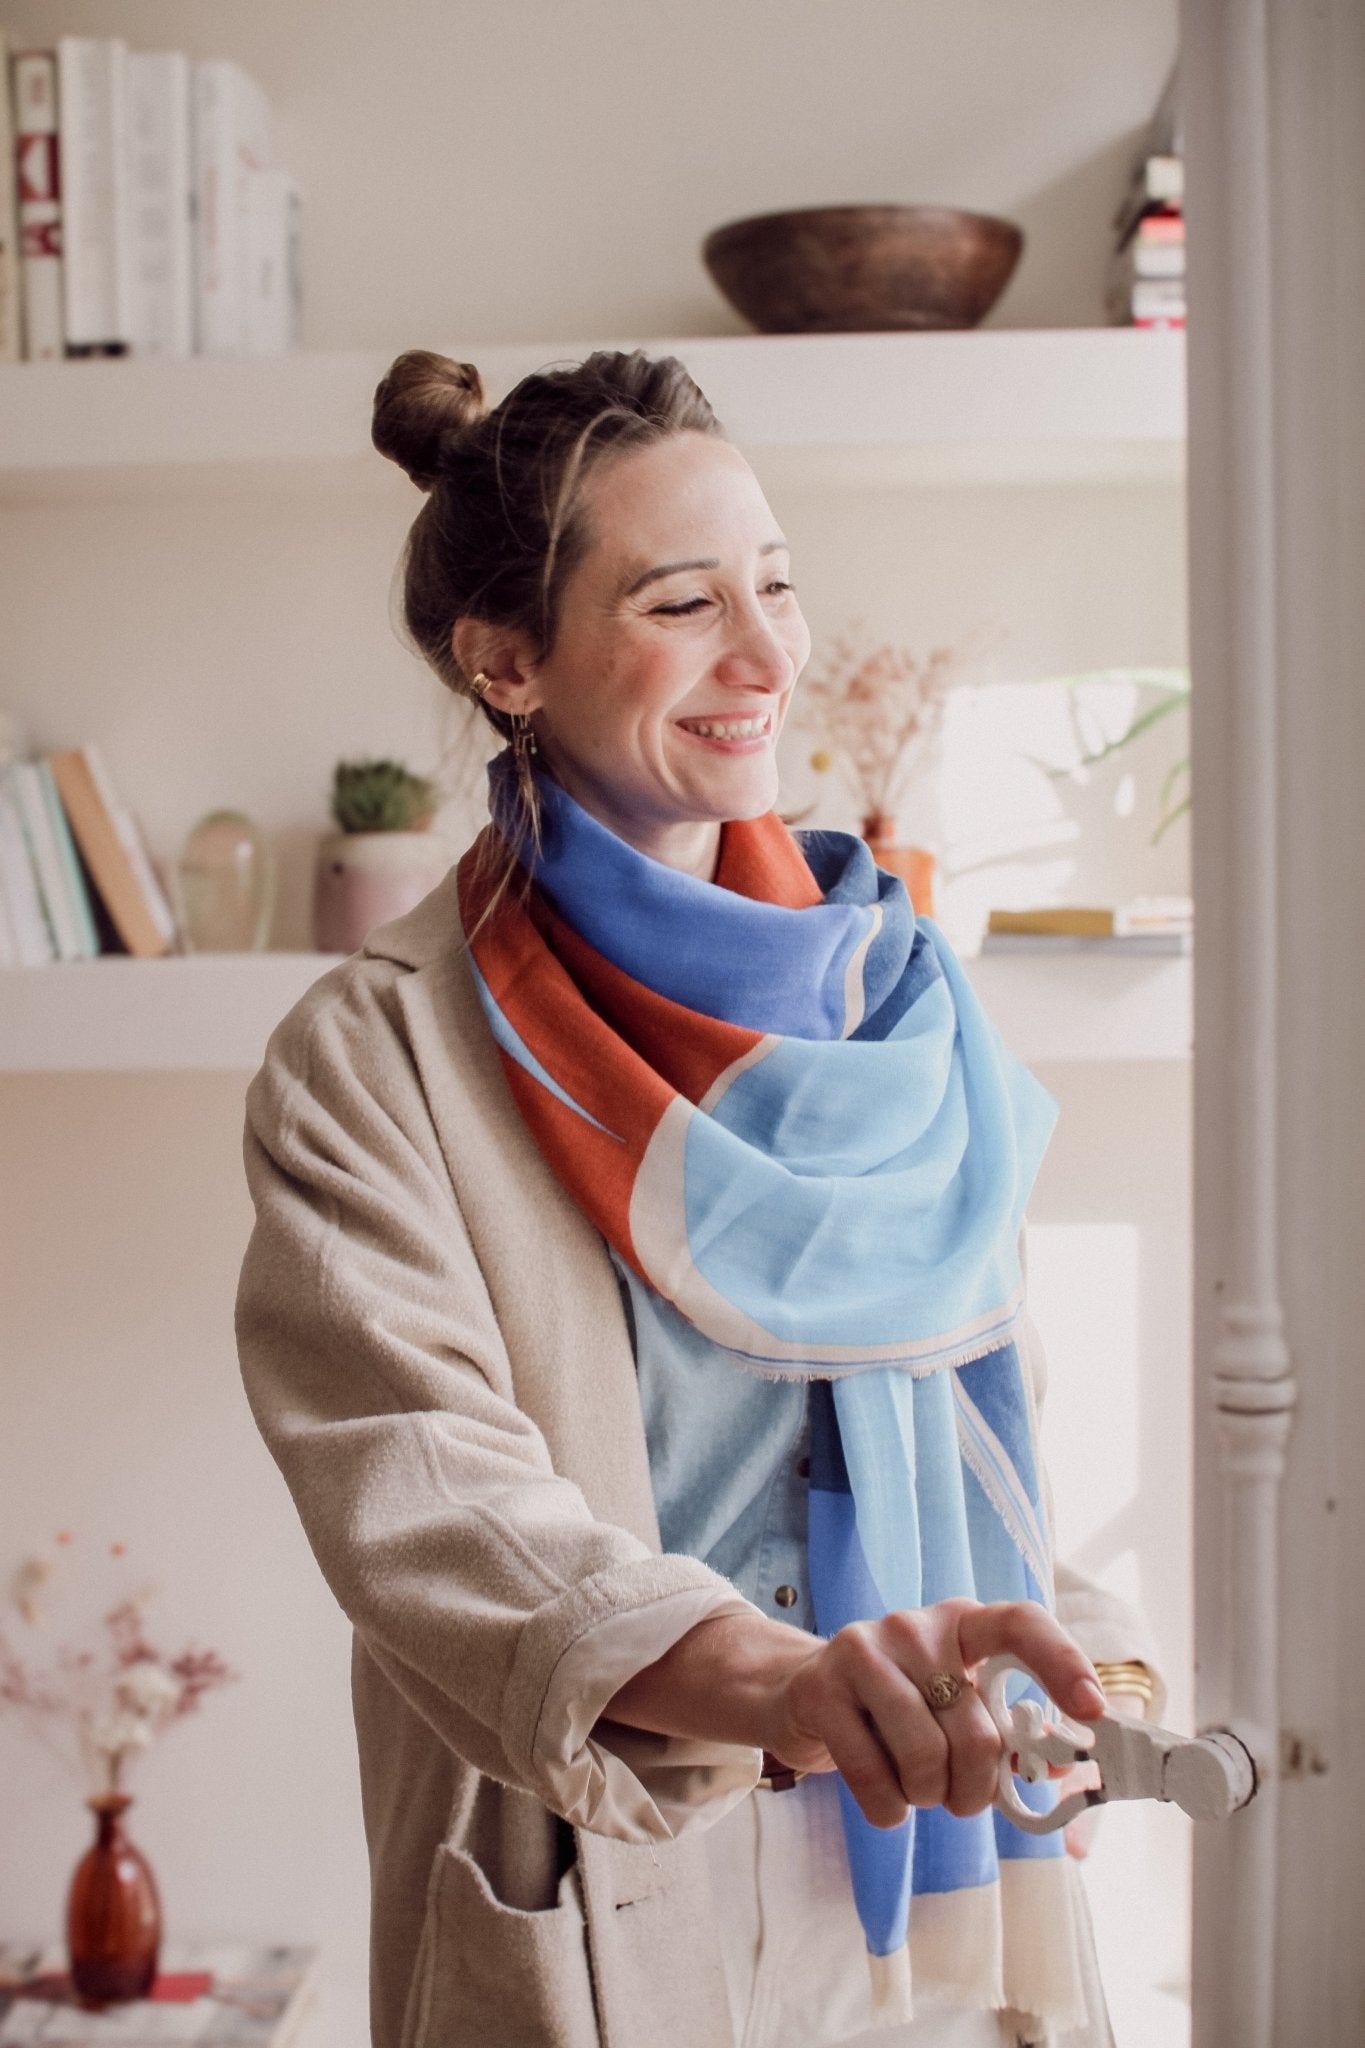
[774,1585,798,1608]
[796,1455,811,1480]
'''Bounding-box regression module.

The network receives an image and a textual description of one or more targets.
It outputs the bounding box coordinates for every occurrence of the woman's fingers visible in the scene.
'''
[817,1690,921,1831]
[956,1600,1106,1721]
[836,1623,951,1816]
[873,1609,1006,1820]
[776,1597,1102,1831]
[811,1617,1001,1826]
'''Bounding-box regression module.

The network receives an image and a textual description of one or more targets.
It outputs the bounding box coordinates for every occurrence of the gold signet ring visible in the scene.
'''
[921,1672,965,1711]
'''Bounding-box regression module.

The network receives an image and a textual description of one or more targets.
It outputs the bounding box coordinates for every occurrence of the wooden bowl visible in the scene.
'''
[701,205,1024,334]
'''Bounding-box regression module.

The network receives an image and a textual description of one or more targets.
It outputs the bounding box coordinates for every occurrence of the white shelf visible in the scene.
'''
[0,948,1192,1073]
[0,328,1185,499]
[966,950,1192,1065]
[0,954,344,1073]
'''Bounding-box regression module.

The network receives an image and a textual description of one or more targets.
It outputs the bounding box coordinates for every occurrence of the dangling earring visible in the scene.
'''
[510,712,541,852]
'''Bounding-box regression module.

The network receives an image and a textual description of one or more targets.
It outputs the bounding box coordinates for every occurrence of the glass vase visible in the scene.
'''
[66,1794,161,2007]
[861,813,937,918]
[176,810,275,952]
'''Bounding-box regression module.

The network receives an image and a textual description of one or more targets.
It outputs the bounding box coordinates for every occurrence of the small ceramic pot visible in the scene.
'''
[312,830,454,954]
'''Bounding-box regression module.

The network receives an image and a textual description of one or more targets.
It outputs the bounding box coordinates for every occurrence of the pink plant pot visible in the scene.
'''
[312,831,454,954]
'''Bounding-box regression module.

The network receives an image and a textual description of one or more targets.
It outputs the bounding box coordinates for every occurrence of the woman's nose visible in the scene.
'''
[714,597,795,690]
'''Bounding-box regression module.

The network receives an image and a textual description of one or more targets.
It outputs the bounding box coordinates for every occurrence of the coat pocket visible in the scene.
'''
[405,1844,600,2048]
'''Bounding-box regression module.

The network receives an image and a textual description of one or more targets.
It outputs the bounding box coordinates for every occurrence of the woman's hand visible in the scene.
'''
[605,1596,1107,1831]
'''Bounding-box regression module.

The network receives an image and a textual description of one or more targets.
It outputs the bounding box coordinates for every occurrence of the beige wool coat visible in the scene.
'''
[235,872,1162,2048]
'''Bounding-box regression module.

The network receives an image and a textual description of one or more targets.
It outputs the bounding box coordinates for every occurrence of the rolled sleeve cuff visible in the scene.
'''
[503,1554,763,1841]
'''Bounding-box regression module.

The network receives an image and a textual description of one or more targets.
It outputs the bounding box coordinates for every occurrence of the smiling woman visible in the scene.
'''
[452,430,809,878]
[235,349,1161,2048]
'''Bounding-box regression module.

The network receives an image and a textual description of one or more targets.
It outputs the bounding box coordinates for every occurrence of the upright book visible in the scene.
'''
[10,760,97,960]
[193,58,270,356]
[57,36,132,354]
[243,167,301,356]
[48,746,176,957]
[12,48,64,360]
[0,31,21,361]
[125,50,194,357]
[0,766,55,964]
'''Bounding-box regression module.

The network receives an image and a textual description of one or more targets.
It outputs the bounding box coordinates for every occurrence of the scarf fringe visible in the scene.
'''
[717,1308,1026,1386]
[865,1865,1087,2035]
[867,1945,915,2025]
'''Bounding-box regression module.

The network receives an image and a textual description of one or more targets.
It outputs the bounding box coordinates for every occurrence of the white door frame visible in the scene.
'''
[1182,0,1365,2039]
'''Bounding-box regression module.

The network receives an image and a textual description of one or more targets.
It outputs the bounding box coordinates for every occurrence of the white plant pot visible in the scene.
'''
[312,830,454,954]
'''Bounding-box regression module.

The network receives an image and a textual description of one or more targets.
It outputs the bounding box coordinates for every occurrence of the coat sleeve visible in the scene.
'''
[235,964,760,1843]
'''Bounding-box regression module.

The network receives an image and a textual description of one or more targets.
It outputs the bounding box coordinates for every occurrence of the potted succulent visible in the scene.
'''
[312,758,452,953]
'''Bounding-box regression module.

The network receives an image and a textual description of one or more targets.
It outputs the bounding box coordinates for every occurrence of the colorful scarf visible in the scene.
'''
[459,758,1086,2029]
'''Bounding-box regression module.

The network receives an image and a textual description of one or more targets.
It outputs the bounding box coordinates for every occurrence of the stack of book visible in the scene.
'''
[983,899,1192,956]
[0,1944,318,2048]
[0,32,299,363]
[0,733,178,965]
[1107,69,1184,331]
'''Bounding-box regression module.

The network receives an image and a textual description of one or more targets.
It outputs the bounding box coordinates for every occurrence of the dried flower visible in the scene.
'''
[115,1660,183,1718]
[91,1710,155,1760]
[0,1537,235,1799]
[796,625,969,829]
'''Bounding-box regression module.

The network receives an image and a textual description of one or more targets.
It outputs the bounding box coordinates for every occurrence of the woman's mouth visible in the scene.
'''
[676,711,774,748]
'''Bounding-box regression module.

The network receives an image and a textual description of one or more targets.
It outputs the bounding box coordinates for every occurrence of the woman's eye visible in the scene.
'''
[653,596,711,617]
[764,579,794,597]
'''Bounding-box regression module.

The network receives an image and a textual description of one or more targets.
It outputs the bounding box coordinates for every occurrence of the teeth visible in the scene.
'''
[681,716,769,739]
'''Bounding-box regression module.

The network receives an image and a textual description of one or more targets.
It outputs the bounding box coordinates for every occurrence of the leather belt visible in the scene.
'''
[756,1750,807,1792]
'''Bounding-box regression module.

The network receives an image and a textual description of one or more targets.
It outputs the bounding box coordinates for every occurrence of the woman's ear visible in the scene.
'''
[450,617,544,717]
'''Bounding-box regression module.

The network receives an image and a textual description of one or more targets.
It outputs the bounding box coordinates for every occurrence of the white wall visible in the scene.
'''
[0,0,1177,346]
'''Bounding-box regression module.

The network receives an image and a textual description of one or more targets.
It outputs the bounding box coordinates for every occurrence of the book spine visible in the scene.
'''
[0,877,16,964]
[1128,242,1186,281]
[1129,278,1187,320]
[48,747,172,957]
[12,759,84,959]
[0,767,55,963]
[84,744,177,947]
[12,50,64,361]
[38,759,99,955]
[57,35,132,353]
[1112,159,1185,247]
[1135,214,1186,245]
[194,60,270,356]
[243,168,299,356]
[126,51,193,357]
[0,32,21,361]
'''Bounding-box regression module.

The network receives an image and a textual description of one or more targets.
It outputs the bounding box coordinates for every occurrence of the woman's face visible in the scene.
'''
[488,431,810,876]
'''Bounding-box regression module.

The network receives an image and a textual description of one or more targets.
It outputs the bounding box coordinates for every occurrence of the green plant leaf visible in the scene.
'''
[331,758,437,833]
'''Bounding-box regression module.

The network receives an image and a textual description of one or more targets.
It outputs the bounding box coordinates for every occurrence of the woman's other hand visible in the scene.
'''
[605,1596,1106,1831]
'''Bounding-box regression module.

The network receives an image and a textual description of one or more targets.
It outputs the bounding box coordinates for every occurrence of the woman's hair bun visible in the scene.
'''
[371,351,487,490]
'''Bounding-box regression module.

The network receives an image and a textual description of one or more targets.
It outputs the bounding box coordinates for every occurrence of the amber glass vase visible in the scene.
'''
[66,1795,161,2006]
[861,814,937,918]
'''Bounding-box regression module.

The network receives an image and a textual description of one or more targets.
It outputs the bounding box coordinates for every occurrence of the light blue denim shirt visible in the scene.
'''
[612,1252,816,1633]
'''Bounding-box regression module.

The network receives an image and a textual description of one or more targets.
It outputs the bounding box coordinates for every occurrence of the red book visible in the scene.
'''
[12,48,64,359]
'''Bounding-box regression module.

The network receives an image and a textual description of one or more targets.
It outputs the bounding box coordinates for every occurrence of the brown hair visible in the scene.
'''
[372,348,724,909]
[375,346,722,690]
